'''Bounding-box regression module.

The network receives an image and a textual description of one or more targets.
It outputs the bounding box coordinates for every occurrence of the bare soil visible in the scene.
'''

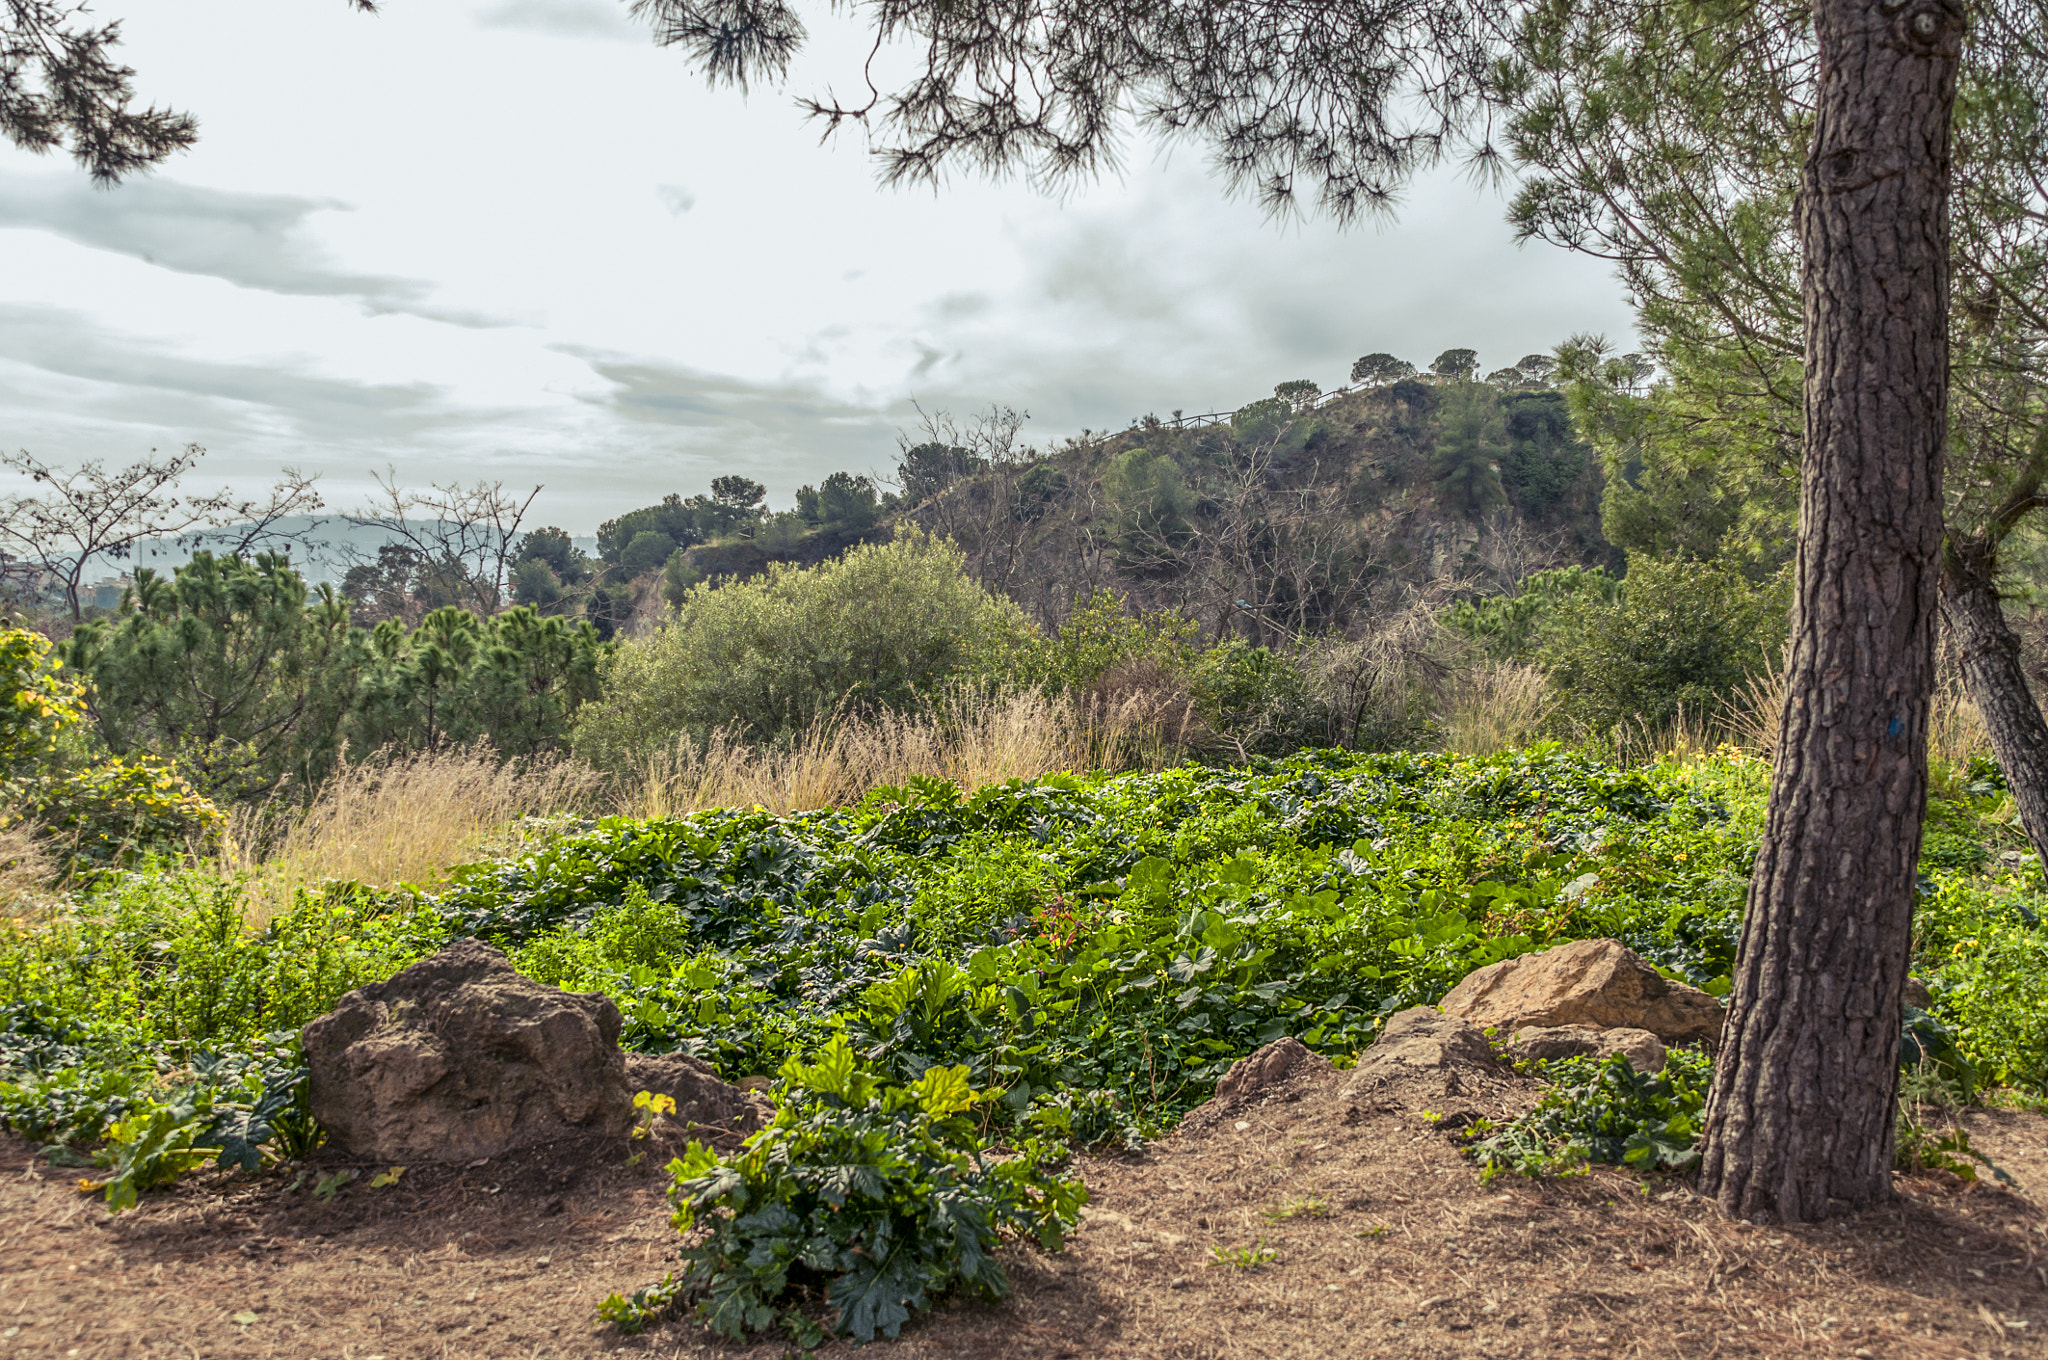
[4,1071,2045,1360]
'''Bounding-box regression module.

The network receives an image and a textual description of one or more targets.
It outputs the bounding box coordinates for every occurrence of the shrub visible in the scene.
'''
[1022,589,1197,694]
[1539,556,1789,740]
[573,529,1033,764]
[2,626,223,874]
[603,1036,1085,1344]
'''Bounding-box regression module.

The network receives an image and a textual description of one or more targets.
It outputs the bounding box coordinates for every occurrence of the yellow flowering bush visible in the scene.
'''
[0,628,223,873]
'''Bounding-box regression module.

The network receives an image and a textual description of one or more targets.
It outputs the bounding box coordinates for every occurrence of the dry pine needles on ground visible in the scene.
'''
[3,1063,2043,1360]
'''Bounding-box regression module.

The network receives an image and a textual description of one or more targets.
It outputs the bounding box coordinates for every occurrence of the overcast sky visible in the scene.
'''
[0,0,1638,534]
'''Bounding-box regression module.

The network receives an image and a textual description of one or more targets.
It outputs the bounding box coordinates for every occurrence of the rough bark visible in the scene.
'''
[1943,535,2048,865]
[1696,0,1960,1222]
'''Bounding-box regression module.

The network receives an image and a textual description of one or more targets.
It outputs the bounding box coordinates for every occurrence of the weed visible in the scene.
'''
[624,1089,675,1165]
[1210,1237,1279,1269]
[1264,1196,1328,1221]
[311,1168,357,1201]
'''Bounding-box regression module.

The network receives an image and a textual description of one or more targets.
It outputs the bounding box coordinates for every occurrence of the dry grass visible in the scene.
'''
[620,684,1187,819]
[222,747,605,925]
[199,688,1186,921]
[1440,660,1556,756]
[1731,653,1991,767]
[0,819,58,920]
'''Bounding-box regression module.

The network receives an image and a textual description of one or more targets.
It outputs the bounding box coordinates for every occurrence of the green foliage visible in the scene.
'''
[356,605,606,760]
[1430,348,1479,382]
[1539,556,1789,738]
[1350,353,1417,386]
[1498,390,1594,523]
[63,557,604,796]
[64,554,365,800]
[7,739,2047,1243]
[1187,638,1316,754]
[623,1036,1085,1343]
[898,441,984,506]
[1100,448,1195,572]
[1915,873,2048,1090]
[1,626,223,873]
[1272,379,1321,412]
[1465,1050,1712,1181]
[0,627,87,774]
[573,529,1034,760]
[1022,589,1198,693]
[805,471,881,533]
[512,526,589,585]
[621,530,678,575]
[1442,566,1621,663]
[1431,382,1509,517]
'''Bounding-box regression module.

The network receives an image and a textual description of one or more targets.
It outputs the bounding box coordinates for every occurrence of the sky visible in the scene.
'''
[0,0,1639,534]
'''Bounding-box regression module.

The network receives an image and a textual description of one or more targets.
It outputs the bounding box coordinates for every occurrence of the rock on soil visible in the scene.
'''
[303,938,634,1163]
[1340,1006,1507,1102]
[1212,1036,1335,1104]
[624,1051,773,1147]
[1438,937,1723,1046]
[1507,1023,1667,1074]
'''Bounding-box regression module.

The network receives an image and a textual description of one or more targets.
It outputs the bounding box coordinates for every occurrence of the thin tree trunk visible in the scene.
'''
[1942,536,2048,865]
[1696,0,1959,1222]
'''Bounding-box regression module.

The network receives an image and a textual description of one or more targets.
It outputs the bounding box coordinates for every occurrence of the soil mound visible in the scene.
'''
[624,1050,773,1149]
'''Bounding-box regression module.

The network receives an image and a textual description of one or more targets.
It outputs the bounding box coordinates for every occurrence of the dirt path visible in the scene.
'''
[4,1089,2045,1359]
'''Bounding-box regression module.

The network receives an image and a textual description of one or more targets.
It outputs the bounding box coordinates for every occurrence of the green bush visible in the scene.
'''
[2,627,223,874]
[572,529,1033,762]
[1538,556,1789,739]
[1442,565,1621,663]
[1022,589,1197,693]
[603,1036,1085,1344]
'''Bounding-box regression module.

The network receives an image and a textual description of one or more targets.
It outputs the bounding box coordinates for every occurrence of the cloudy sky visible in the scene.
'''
[0,0,1638,533]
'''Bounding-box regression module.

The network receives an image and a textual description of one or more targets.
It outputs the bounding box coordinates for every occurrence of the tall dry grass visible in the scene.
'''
[1440,660,1556,756]
[223,746,604,924]
[213,686,1192,920]
[1728,653,1989,766]
[0,820,58,921]
[620,683,1189,818]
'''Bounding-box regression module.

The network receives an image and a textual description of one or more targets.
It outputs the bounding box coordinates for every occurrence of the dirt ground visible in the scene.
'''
[4,1071,2045,1360]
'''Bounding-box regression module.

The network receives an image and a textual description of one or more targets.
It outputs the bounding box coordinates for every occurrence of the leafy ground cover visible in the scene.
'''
[4,745,2042,1182]
[2,743,2046,1347]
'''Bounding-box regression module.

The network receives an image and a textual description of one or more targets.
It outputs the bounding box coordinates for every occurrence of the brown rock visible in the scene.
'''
[1341,1006,1507,1101]
[1437,938,1723,1046]
[1903,977,1933,1010]
[625,1051,772,1144]
[1508,1024,1667,1074]
[1212,1037,1335,1104]
[303,938,634,1163]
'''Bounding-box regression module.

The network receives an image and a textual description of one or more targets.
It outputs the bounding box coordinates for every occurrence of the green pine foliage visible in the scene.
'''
[62,555,607,800]
[1431,382,1510,517]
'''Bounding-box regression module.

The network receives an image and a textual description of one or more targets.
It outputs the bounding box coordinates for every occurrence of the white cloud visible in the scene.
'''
[0,0,1638,532]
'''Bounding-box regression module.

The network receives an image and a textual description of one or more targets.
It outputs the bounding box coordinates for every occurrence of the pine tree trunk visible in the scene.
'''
[1942,537,2048,864]
[1696,0,1960,1222]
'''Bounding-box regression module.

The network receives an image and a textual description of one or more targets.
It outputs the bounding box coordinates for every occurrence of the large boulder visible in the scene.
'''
[1437,938,1723,1046]
[303,938,634,1163]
